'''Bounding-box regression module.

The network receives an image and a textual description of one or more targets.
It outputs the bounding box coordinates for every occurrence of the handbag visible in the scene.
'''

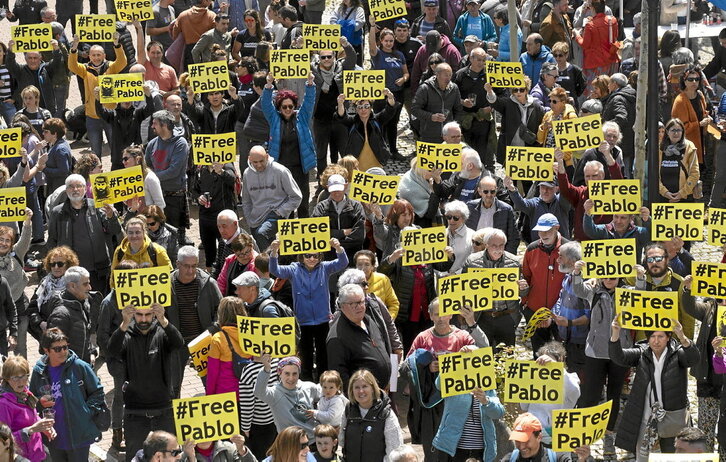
[165,25,186,75]
[221,329,251,379]
[649,368,691,440]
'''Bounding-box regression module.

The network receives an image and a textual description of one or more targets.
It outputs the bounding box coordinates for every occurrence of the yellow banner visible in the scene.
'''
[581,238,637,279]
[188,332,212,377]
[707,207,726,246]
[114,266,171,309]
[188,61,231,94]
[343,70,385,100]
[192,133,236,165]
[302,24,340,50]
[0,128,22,158]
[11,24,52,52]
[115,0,153,21]
[349,170,399,205]
[615,287,678,331]
[439,347,496,397]
[522,308,553,341]
[416,142,462,172]
[271,49,309,79]
[237,316,296,358]
[691,261,726,298]
[0,187,26,221]
[649,455,718,462]
[468,268,519,301]
[503,360,564,404]
[551,400,612,452]
[485,61,525,88]
[401,227,447,266]
[505,146,554,181]
[278,217,331,255]
[718,305,726,340]
[173,392,239,444]
[99,73,145,104]
[90,165,144,207]
[651,202,704,241]
[369,0,406,21]
[588,179,642,215]
[75,15,115,42]
[552,114,603,151]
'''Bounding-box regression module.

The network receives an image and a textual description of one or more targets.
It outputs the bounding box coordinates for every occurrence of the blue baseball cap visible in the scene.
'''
[532,213,560,231]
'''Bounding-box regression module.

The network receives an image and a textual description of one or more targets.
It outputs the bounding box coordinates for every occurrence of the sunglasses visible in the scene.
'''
[303,253,320,259]
[147,221,158,227]
[359,281,369,287]
[553,53,565,57]
[445,215,461,221]
[50,345,68,353]
[244,18,255,22]
[162,449,183,457]
[394,19,410,27]
[430,61,443,65]
[646,255,666,264]
[685,77,701,82]
[280,104,294,110]
[357,103,371,109]
[512,88,527,93]
[300,442,309,449]
[480,189,496,194]
[122,156,131,162]
[49,261,65,268]
[319,55,334,60]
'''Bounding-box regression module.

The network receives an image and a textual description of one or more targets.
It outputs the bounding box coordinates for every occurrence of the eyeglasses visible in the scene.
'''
[235,248,253,257]
[50,345,69,353]
[357,103,371,109]
[550,99,562,104]
[358,281,369,287]
[685,77,701,82]
[303,253,320,259]
[553,53,565,57]
[299,441,309,449]
[445,215,461,221]
[50,261,65,268]
[319,55,334,60]
[668,128,683,134]
[480,189,496,195]
[472,240,483,246]
[162,448,183,457]
[646,255,666,264]
[512,88,527,93]
[7,375,28,382]
[429,61,443,66]
[343,300,365,307]
[280,104,294,110]
[546,73,558,79]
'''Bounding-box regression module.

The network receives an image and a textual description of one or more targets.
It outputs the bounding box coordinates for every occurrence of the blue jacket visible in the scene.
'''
[432,388,503,462]
[520,45,555,86]
[583,214,651,261]
[269,250,349,325]
[262,84,317,173]
[29,351,104,449]
[507,189,571,241]
[496,24,522,62]
[453,11,497,47]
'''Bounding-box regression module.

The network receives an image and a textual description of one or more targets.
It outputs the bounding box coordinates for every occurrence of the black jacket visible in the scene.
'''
[682,290,722,394]
[490,94,545,160]
[191,163,238,220]
[0,277,16,339]
[609,339,699,453]
[411,15,452,40]
[342,394,392,462]
[46,290,92,363]
[335,102,397,165]
[312,196,366,262]
[465,197,519,254]
[184,97,245,134]
[571,146,624,186]
[167,268,221,336]
[602,85,636,158]
[6,48,62,115]
[96,95,160,169]
[453,65,492,119]
[242,98,269,143]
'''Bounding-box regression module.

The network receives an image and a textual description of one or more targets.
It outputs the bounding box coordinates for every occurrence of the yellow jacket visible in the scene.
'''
[537,104,578,166]
[110,235,172,280]
[68,46,127,119]
[367,271,399,320]
[658,139,700,199]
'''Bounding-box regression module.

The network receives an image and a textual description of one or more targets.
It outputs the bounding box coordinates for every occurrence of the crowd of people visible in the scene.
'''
[0,0,724,461]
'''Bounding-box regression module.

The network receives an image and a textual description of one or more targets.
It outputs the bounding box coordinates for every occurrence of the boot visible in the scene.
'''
[112,428,126,451]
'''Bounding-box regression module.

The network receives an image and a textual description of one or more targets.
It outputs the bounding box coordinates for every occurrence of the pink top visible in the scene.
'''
[407,326,475,358]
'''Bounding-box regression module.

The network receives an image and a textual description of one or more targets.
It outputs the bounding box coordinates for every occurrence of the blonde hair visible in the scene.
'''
[319,370,343,393]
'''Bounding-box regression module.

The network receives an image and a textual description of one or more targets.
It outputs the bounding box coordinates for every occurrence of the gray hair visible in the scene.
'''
[580,98,602,114]
[461,147,483,171]
[441,121,461,138]
[444,200,470,220]
[390,445,419,462]
[602,121,623,144]
[584,160,605,177]
[472,227,492,243]
[177,245,199,262]
[610,73,627,88]
[559,241,582,262]
[483,228,507,245]
[338,283,365,304]
[671,47,694,65]
[152,110,175,131]
[65,174,86,188]
[338,269,366,288]
[217,209,238,223]
[65,266,90,284]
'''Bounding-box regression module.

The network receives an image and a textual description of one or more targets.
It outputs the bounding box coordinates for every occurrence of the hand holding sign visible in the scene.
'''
[682,275,692,290]
[610,312,622,340]
[260,352,272,372]
[121,305,136,330]
[712,336,723,357]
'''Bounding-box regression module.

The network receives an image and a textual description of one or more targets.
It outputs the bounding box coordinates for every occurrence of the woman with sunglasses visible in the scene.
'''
[550,41,585,111]
[144,206,180,266]
[262,425,315,462]
[0,356,54,462]
[232,9,273,60]
[671,64,711,172]
[29,328,106,462]
[658,118,699,203]
[536,86,578,175]
[217,233,257,297]
[269,238,348,381]
[181,434,256,462]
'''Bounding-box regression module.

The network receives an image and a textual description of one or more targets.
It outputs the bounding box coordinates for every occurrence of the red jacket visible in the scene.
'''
[575,13,619,70]
[522,235,569,312]
[557,161,623,242]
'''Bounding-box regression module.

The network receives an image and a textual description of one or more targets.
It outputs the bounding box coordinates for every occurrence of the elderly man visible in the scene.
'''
[433,147,488,204]
[505,176,571,243]
[465,175,519,253]
[44,266,94,363]
[233,271,287,318]
[602,73,636,176]
[412,62,463,143]
[312,174,365,262]
[411,0,452,41]
[583,201,651,259]
[463,228,525,347]
[6,39,63,118]
[212,210,258,278]
[48,175,122,296]
[572,121,625,186]
[442,200,475,275]
[241,145,302,253]
[132,431,183,462]
[520,33,555,86]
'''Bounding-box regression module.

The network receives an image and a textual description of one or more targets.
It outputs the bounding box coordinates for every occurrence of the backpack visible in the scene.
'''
[252,298,302,344]
[115,244,158,266]
[510,448,556,462]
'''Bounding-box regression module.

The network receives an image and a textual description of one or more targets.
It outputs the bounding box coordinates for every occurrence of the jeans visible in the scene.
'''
[251,212,279,254]
[124,408,175,462]
[48,445,90,462]
[299,322,329,381]
[14,295,28,358]
[52,84,69,118]
[313,118,340,177]
[86,116,112,157]
[0,101,16,127]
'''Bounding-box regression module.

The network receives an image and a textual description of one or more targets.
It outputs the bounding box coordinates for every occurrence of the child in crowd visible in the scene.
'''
[305,370,348,428]
[312,424,340,462]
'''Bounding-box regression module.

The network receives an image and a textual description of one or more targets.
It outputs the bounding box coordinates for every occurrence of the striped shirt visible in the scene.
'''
[0,66,11,100]
[239,359,279,432]
[458,399,484,450]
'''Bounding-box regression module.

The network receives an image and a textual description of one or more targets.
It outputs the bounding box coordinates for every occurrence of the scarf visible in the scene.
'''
[398,170,432,216]
[664,139,685,159]
[36,274,65,308]
[239,73,253,85]
[0,383,38,409]
[319,65,335,93]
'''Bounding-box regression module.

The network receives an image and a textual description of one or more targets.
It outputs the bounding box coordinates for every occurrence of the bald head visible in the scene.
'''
[249,146,269,172]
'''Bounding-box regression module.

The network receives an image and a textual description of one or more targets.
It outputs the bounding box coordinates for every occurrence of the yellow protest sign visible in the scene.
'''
[90,165,144,207]
[237,316,296,358]
[278,217,330,255]
[75,15,115,42]
[485,61,525,88]
[271,49,310,79]
[188,61,231,94]
[552,114,603,151]
[691,261,726,298]
[551,400,612,452]
[718,306,726,338]
[651,202,704,241]
[115,0,153,21]
[0,187,26,221]
[469,268,520,301]
[302,24,340,50]
[0,128,22,158]
[439,347,496,397]
[505,146,554,181]
[649,455,718,462]
[615,288,677,331]
[343,70,385,100]
[416,142,462,172]
[99,73,145,104]
[188,332,212,377]
[349,170,399,204]
[588,179,642,215]
[522,308,553,341]
[581,239,637,279]
[503,360,564,404]
[707,208,726,246]
[191,133,236,165]
[438,273,493,316]
[369,0,406,21]
[113,266,171,309]
[401,227,447,266]
[173,392,239,444]
[11,24,52,52]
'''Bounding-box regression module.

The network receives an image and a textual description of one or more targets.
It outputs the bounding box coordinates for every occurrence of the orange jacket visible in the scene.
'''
[575,13,619,70]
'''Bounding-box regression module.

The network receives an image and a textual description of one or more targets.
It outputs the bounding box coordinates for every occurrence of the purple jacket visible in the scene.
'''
[0,389,45,462]
[712,353,726,374]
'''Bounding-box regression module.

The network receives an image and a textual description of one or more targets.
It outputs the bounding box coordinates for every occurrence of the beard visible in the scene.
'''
[558,263,573,273]
[649,265,668,278]
[136,321,152,331]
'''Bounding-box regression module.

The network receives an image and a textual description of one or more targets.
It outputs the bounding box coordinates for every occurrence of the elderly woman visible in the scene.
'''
[218,233,258,297]
[470,227,489,255]
[0,209,32,357]
[34,118,71,193]
[339,369,403,462]
[659,118,699,203]
[110,216,172,270]
[398,158,439,228]
[671,64,711,168]
[0,356,54,462]
[572,121,624,186]
[269,238,348,381]
[443,200,475,275]
[144,206,179,266]
[530,62,560,111]
[207,297,250,396]
[589,74,611,102]
[537,86,578,174]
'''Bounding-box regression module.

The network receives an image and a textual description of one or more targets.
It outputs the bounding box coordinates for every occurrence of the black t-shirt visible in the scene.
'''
[234,29,273,58]
[394,38,422,75]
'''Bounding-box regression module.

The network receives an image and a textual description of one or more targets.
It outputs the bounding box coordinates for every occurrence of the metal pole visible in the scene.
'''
[685,0,692,47]
[647,0,661,207]
[620,0,624,20]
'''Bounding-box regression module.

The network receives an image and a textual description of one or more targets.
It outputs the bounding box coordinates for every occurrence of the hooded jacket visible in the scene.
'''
[520,45,556,86]
[240,156,302,228]
[45,290,92,363]
[452,11,497,47]
[0,386,44,461]
[335,102,397,165]
[144,134,190,192]
[410,34,461,95]
[110,235,172,272]
[411,76,464,143]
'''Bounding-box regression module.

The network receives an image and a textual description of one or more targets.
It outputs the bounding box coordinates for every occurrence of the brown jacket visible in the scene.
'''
[171,6,215,45]
[540,10,573,50]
